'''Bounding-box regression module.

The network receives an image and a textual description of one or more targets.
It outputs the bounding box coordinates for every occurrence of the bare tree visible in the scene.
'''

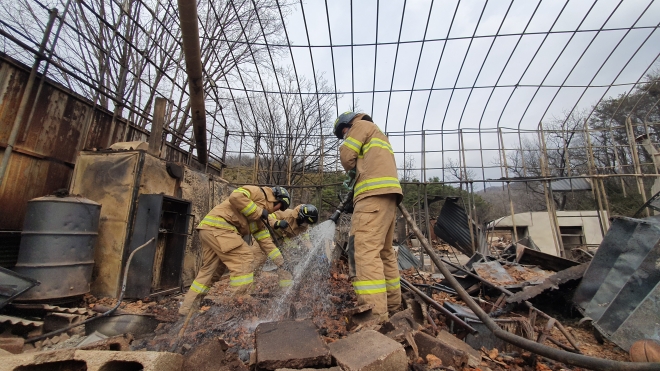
[228,69,339,186]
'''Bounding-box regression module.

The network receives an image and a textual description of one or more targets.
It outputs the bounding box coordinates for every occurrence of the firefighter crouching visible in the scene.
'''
[334,111,403,323]
[179,185,292,316]
[253,204,320,269]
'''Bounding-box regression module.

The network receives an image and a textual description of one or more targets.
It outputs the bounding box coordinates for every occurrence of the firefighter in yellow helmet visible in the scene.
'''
[334,111,403,323]
[253,204,319,272]
[179,185,292,315]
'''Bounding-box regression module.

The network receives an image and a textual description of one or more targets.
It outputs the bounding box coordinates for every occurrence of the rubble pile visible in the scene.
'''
[2,216,660,371]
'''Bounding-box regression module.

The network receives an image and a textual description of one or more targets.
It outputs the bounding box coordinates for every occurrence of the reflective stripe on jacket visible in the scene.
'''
[339,115,403,204]
[197,185,278,253]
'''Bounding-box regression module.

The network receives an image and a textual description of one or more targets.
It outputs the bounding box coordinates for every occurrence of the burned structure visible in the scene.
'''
[1,0,660,370]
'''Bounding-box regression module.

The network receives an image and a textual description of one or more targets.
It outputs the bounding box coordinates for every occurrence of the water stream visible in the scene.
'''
[268,219,337,321]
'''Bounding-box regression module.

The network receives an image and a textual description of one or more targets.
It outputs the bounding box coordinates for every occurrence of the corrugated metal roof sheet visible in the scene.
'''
[433,197,486,256]
[0,314,42,328]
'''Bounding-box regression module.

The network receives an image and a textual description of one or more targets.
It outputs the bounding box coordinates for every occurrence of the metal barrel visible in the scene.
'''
[13,195,101,301]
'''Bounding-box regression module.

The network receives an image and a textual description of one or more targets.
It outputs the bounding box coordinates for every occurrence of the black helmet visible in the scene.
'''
[272,186,290,211]
[333,111,359,139]
[298,204,319,224]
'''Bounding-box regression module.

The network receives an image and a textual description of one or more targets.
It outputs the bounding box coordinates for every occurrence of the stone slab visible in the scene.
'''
[255,320,331,370]
[414,331,468,368]
[380,309,422,342]
[329,329,408,371]
[183,337,248,371]
[1,349,183,371]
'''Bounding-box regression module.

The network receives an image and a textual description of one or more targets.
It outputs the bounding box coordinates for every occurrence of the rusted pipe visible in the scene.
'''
[0,9,58,187]
[401,278,478,335]
[177,0,208,164]
[27,238,155,343]
[398,204,660,370]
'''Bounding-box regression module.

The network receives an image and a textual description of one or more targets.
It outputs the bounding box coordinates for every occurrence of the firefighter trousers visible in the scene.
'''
[251,244,292,288]
[251,243,284,268]
[180,229,254,315]
[350,194,401,318]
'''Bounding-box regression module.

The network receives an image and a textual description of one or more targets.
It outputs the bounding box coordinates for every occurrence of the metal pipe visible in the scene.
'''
[0,9,58,188]
[26,238,155,343]
[177,0,208,164]
[398,203,660,370]
[401,278,478,335]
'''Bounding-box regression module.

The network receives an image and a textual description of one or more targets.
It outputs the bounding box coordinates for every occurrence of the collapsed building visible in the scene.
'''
[2,0,660,370]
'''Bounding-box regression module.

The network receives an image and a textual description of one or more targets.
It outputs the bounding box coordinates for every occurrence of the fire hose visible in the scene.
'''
[27,238,156,343]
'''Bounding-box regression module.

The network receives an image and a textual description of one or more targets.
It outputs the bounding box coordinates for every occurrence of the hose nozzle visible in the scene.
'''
[329,209,342,223]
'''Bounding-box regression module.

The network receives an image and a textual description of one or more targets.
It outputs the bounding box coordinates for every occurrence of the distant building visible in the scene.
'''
[488,211,608,257]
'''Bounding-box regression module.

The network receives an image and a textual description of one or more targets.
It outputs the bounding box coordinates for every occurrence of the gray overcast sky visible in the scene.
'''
[250,0,660,182]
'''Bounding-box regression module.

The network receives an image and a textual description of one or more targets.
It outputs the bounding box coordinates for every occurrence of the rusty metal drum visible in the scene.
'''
[13,195,101,302]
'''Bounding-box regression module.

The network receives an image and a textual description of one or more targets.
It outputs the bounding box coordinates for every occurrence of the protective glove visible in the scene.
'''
[261,208,269,219]
[343,169,357,190]
[274,220,289,230]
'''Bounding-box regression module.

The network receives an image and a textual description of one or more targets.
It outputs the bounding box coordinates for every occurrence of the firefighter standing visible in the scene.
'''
[253,204,320,269]
[179,185,292,315]
[334,111,403,322]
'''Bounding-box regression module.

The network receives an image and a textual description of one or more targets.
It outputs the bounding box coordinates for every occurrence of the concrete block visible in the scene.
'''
[1,349,183,371]
[414,331,468,368]
[0,337,24,354]
[329,329,408,371]
[436,330,481,367]
[256,320,331,370]
[77,334,133,351]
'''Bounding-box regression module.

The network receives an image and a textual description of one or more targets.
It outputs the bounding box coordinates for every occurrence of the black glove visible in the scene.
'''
[261,209,269,219]
[274,220,289,230]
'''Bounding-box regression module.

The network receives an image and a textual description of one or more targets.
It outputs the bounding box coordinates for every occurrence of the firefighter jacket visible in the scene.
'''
[268,205,309,240]
[197,185,279,252]
[339,115,403,204]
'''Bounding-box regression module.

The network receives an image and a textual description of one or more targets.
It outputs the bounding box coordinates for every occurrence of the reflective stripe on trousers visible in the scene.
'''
[279,279,293,287]
[230,273,254,286]
[386,277,400,291]
[352,279,387,295]
[190,280,211,294]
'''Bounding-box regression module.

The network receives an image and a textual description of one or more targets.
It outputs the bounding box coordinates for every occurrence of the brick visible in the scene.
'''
[436,330,481,367]
[0,337,24,354]
[1,349,183,371]
[414,331,468,368]
[328,329,408,371]
[256,320,331,370]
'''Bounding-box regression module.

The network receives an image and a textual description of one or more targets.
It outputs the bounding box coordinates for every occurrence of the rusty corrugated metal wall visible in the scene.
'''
[0,54,216,231]
[0,54,217,267]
